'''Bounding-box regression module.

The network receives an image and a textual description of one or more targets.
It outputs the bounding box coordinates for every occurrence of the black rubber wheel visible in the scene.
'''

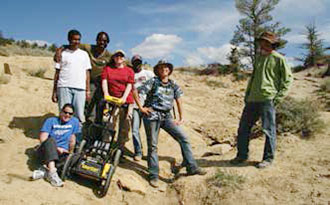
[77,139,87,154]
[99,149,121,197]
[60,153,74,181]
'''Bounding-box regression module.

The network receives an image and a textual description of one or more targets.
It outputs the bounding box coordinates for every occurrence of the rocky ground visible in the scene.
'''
[0,56,329,205]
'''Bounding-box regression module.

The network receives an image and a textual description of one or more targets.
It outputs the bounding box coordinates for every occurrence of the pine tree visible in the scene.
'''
[227,47,241,72]
[231,0,290,69]
[302,22,324,67]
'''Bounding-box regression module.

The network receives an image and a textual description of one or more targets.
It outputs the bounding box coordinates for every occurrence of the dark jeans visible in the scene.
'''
[236,100,276,162]
[85,78,103,124]
[143,113,198,180]
[37,138,67,169]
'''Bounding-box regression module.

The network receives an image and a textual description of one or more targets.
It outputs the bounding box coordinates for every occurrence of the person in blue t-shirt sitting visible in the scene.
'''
[31,103,80,187]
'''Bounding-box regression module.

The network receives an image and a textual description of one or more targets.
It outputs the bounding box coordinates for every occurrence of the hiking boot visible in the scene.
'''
[133,155,142,162]
[187,168,207,176]
[256,160,272,169]
[230,157,247,165]
[149,178,159,188]
[31,168,46,180]
[46,171,64,187]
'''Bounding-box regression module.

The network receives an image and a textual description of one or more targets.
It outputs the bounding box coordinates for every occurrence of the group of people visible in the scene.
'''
[31,29,206,188]
[31,30,293,190]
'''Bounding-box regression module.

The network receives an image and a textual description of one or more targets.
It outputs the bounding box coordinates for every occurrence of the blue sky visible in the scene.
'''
[0,0,329,67]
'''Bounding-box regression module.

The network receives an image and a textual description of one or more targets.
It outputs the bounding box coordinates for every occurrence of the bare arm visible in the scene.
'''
[133,89,152,115]
[39,132,49,143]
[174,97,184,125]
[68,134,76,153]
[102,79,110,97]
[52,70,60,103]
[86,70,91,101]
[53,47,64,63]
[121,83,132,103]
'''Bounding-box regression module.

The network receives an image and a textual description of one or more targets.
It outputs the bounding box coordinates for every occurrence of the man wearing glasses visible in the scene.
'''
[31,104,80,187]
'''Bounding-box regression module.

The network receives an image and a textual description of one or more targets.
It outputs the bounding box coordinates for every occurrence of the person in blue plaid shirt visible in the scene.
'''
[133,59,206,188]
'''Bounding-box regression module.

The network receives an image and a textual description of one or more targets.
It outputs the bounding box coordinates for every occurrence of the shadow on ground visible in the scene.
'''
[8,113,56,139]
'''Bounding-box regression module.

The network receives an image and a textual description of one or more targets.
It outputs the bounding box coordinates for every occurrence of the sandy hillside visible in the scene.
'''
[0,56,329,205]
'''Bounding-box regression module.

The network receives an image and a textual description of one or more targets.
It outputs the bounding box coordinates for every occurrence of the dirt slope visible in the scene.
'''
[0,56,329,205]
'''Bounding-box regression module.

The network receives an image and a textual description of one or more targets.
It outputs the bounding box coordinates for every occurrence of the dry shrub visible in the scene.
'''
[320,78,330,93]
[28,68,47,78]
[276,97,326,138]
[0,74,10,84]
[0,45,53,57]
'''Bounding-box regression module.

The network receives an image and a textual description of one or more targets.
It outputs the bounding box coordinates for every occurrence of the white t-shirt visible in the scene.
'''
[134,68,154,109]
[55,48,92,90]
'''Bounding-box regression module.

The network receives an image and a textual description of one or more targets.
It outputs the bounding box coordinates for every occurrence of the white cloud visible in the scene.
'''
[131,34,182,59]
[184,53,204,66]
[276,0,327,16]
[320,24,330,43]
[25,40,50,46]
[285,33,306,44]
[184,44,234,66]
[286,56,300,67]
[198,44,233,63]
[191,9,240,35]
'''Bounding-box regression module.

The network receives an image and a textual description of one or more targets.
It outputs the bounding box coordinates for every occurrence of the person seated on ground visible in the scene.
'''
[54,31,112,123]
[101,50,135,153]
[133,59,206,188]
[130,55,154,161]
[31,103,79,187]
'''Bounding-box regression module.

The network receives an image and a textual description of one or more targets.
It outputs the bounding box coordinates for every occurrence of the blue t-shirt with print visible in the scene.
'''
[40,117,79,150]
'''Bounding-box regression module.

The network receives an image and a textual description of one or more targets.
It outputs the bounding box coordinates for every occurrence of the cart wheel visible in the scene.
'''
[77,139,86,154]
[61,153,74,181]
[112,149,121,168]
[99,149,122,197]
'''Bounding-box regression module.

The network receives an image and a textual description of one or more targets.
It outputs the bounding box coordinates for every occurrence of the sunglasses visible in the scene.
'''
[62,110,74,116]
[114,54,124,58]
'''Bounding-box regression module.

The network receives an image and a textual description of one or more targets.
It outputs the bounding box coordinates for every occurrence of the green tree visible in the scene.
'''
[48,43,57,52]
[301,22,324,67]
[32,42,38,49]
[227,47,241,72]
[231,0,290,69]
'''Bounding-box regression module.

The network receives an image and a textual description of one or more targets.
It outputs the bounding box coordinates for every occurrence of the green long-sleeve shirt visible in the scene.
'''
[245,51,293,103]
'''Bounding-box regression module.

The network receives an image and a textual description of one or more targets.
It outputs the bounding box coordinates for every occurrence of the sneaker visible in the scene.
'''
[149,178,159,188]
[31,168,46,180]
[256,160,272,169]
[46,171,64,187]
[133,155,142,161]
[229,157,247,165]
[187,168,207,176]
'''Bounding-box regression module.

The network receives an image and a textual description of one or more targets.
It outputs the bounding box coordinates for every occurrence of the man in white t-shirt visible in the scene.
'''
[52,29,92,123]
[131,55,154,161]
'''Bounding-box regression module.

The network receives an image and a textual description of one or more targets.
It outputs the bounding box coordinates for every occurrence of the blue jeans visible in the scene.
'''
[57,87,86,123]
[143,113,198,180]
[132,109,143,156]
[236,100,276,162]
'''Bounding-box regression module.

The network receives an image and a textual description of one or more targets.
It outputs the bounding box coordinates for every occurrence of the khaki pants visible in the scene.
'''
[105,104,133,149]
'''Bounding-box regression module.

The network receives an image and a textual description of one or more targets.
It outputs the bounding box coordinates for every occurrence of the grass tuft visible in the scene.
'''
[209,169,246,189]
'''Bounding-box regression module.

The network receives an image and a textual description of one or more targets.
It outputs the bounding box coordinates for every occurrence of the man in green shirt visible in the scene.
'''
[55,32,112,123]
[231,31,293,168]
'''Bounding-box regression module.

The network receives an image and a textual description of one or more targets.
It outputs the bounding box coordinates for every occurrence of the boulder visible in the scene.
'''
[210,144,233,155]
[117,174,147,195]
